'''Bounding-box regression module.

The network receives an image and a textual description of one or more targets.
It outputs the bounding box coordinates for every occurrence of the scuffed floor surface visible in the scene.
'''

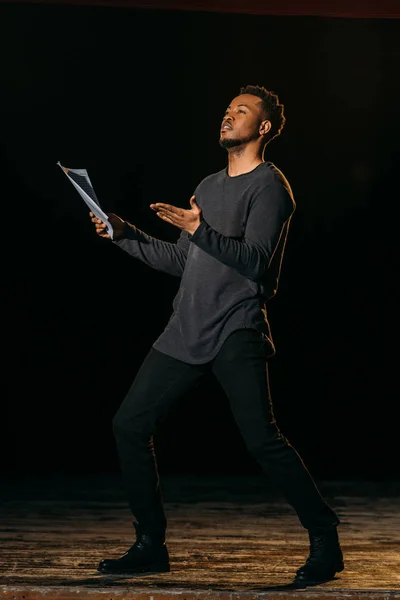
[1,475,399,599]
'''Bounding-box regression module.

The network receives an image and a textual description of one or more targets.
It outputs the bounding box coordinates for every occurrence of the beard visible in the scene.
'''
[219,132,258,149]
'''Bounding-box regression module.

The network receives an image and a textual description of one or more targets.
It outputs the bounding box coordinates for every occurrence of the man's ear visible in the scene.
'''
[260,120,272,136]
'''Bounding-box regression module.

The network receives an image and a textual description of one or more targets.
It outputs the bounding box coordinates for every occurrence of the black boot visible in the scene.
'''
[294,527,344,586]
[97,523,170,575]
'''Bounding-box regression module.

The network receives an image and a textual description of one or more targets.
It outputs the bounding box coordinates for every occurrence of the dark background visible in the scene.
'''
[3,2,399,482]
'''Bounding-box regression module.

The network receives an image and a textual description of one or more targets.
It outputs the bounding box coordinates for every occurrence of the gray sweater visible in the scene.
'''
[115,161,295,364]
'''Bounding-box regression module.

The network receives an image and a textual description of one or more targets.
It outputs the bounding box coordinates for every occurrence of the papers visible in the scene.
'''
[57,162,114,238]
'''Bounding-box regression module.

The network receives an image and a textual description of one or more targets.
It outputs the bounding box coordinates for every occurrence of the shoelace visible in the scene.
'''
[305,535,327,565]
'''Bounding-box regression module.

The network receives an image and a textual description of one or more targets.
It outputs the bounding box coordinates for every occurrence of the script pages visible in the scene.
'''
[57,162,114,238]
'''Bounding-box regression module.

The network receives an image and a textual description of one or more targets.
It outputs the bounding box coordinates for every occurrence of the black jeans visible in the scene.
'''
[113,329,339,534]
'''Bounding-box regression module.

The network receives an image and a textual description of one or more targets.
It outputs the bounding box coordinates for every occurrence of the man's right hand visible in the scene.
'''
[89,212,127,240]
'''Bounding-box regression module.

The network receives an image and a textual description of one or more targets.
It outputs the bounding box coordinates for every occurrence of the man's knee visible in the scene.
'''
[112,404,153,441]
[112,408,139,437]
[112,409,124,436]
[245,426,286,458]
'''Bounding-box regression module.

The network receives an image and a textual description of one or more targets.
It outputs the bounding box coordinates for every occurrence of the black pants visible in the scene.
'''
[113,329,339,534]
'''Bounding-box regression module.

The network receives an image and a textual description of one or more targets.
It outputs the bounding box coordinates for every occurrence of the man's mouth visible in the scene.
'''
[221,122,233,131]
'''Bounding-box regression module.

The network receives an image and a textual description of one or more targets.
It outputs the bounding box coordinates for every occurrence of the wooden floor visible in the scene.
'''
[1,474,400,600]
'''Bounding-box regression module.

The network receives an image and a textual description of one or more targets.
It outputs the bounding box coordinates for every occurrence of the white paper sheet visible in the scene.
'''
[57,162,114,239]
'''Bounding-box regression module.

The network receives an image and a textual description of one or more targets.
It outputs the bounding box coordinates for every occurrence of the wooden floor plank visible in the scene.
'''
[1,475,399,599]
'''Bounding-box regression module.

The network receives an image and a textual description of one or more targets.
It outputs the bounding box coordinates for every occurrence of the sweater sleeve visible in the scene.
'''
[189,180,295,282]
[113,222,190,278]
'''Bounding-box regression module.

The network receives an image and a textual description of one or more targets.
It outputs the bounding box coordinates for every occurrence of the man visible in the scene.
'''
[90,85,344,586]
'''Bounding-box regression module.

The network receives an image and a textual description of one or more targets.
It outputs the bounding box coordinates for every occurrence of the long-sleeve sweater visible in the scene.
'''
[114,161,296,364]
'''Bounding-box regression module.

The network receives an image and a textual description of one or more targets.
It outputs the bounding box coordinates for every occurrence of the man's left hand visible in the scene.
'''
[150,195,202,235]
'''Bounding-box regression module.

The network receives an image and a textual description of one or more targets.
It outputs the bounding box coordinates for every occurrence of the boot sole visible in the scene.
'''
[294,562,344,586]
[98,562,170,576]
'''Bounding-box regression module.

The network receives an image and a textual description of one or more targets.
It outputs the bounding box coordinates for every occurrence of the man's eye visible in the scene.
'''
[238,109,245,114]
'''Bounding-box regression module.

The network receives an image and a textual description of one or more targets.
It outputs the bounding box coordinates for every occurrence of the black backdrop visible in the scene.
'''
[3,2,400,480]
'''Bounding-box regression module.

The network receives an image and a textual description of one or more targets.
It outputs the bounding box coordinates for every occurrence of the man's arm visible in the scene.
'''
[189,182,294,282]
[115,222,190,277]
[90,211,190,277]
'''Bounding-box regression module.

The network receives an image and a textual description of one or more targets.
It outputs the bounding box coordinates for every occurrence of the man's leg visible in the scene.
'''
[212,329,337,529]
[211,329,343,584]
[98,347,205,575]
[112,347,205,533]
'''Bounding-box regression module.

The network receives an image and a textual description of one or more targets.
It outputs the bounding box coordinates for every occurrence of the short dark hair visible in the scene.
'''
[240,84,286,145]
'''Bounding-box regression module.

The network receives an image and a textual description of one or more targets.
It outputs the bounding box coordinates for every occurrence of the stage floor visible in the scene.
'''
[1,474,399,599]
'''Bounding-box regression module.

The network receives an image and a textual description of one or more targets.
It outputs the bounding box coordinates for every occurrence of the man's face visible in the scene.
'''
[219,94,267,149]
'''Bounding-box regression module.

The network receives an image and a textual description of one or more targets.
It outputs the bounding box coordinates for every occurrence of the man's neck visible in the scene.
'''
[226,146,264,177]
